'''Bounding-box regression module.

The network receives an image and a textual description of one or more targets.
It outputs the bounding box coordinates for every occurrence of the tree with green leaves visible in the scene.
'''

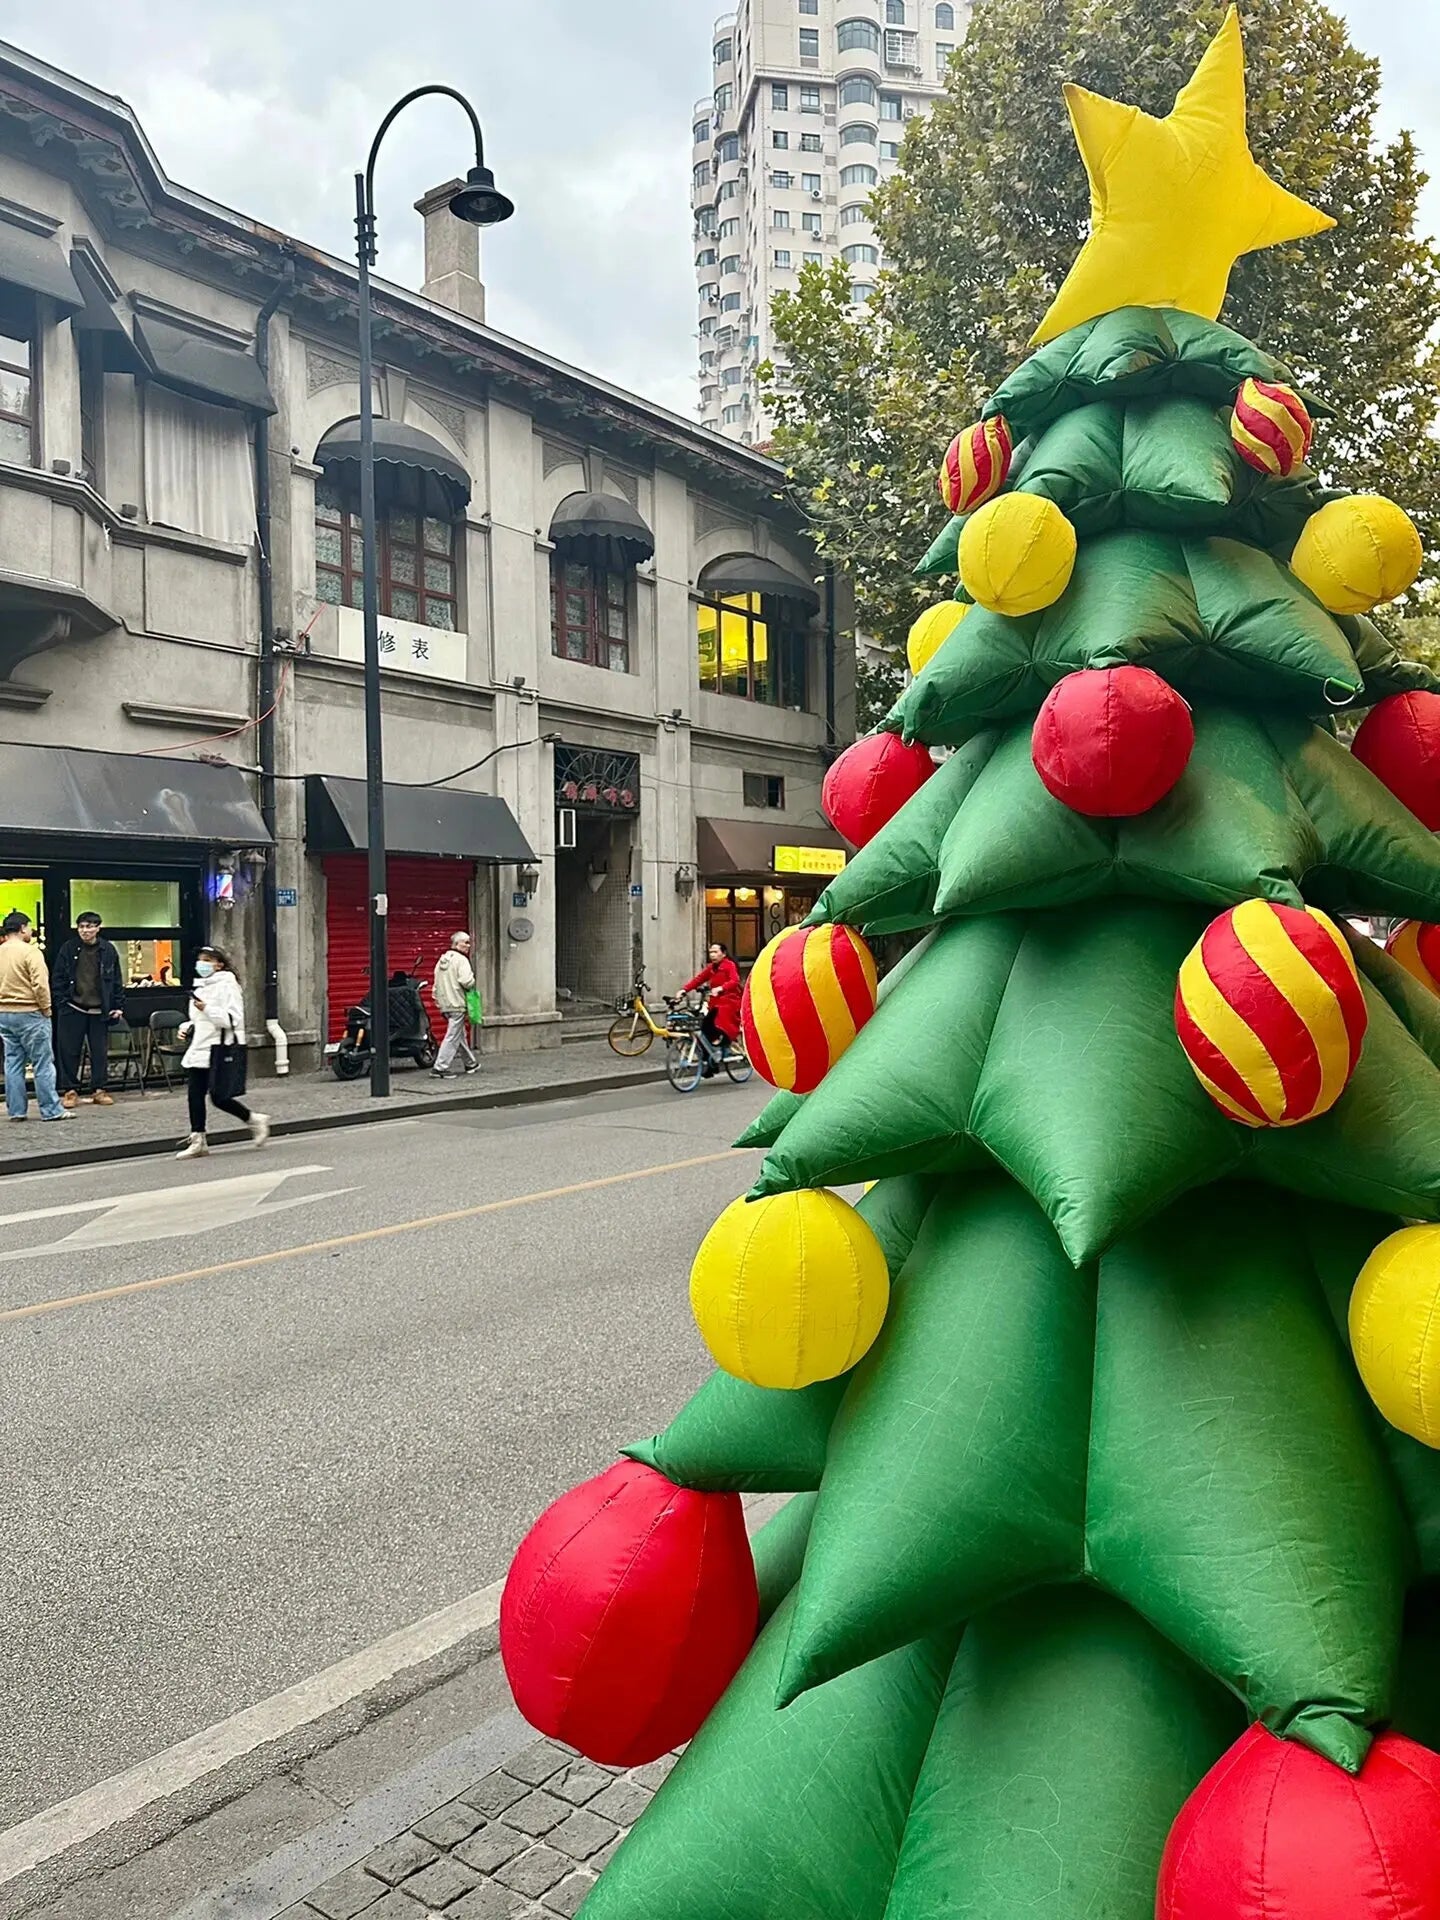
[764,0,1440,671]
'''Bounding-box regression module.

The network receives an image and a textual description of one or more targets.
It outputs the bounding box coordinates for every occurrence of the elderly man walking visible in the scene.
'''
[431,932,479,1078]
[0,911,71,1122]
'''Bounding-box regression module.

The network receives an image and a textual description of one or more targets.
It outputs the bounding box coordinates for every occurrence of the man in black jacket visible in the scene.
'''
[52,912,124,1107]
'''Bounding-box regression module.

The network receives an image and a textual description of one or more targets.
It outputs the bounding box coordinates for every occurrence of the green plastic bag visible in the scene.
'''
[464,986,484,1025]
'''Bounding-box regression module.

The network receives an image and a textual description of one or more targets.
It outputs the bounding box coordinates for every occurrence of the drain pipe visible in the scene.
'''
[255,259,295,1072]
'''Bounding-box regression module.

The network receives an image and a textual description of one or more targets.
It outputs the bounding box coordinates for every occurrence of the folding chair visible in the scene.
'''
[147,1009,188,1092]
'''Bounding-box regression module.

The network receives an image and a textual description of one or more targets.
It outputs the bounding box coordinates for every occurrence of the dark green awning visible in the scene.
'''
[133,313,277,414]
[0,221,81,311]
[306,776,534,862]
[699,553,821,614]
[0,745,268,843]
[550,491,655,570]
[70,249,149,376]
[315,418,471,517]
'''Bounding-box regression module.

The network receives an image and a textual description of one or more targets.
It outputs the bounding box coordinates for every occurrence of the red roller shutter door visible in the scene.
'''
[323,855,473,1042]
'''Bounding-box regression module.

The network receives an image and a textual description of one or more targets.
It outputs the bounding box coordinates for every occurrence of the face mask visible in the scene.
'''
[195,960,216,979]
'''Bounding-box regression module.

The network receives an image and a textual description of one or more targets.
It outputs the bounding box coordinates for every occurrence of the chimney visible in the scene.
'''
[414,180,486,323]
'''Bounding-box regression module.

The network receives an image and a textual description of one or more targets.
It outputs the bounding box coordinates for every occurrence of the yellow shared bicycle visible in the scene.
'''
[607,973,680,1057]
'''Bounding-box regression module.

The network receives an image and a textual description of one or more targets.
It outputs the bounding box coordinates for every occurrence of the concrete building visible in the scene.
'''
[0,40,855,1076]
[695,0,969,444]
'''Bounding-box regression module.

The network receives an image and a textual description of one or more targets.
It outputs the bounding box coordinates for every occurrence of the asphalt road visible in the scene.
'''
[0,1077,769,1828]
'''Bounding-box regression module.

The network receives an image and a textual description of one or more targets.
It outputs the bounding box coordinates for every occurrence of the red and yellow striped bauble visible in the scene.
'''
[741,924,879,1095]
[1230,378,1314,477]
[939,415,1013,514]
[1386,918,1440,997]
[1174,900,1367,1127]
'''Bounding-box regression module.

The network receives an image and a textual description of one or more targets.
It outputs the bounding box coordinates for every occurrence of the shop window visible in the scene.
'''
[0,311,35,466]
[696,592,807,708]
[69,877,183,987]
[314,481,458,630]
[550,557,630,672]
[743,772,786,809]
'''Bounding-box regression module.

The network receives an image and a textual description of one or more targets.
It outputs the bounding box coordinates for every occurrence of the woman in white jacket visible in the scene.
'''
[175,944,269,1158]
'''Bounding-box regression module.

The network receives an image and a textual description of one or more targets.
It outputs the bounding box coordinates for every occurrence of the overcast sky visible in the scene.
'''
[3,0,1435,424]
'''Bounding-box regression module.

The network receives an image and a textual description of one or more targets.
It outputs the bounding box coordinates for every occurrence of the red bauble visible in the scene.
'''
[1031,666,1194,816]
[822,733,936,848]
[1352,691,1440,830]
[500,1459,757,1767]
[1158,1725,1440,1920]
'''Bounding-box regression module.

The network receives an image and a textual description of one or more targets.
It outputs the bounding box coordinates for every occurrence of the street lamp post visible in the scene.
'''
[353,87,514,1095]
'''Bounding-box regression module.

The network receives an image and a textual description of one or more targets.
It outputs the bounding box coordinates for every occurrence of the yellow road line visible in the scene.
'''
[0,1149,740,1326]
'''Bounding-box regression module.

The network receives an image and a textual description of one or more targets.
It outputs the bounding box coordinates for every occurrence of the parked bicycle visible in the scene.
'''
[665,998,753,1094]
[607,972,678,1057]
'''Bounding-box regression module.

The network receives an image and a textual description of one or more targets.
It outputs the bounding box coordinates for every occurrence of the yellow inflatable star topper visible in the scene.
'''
[1033,8,1334,346]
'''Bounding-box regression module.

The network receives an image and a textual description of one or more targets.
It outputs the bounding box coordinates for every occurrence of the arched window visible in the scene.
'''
[837,18,881,52]
[313,420,468,632]
[936,2,955,26]
[842,243,880,265]
[840,163,878,188]
[852,283,876,304]
[840,122,877,146]
[840,204,870,226]
[838,75,879,107]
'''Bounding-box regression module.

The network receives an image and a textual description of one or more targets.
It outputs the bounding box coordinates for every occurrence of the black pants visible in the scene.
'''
[186,1065,250,1133]
[56,1007,110,1094]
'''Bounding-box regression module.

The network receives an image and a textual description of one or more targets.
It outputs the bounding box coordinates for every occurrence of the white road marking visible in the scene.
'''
[0,1167,355,1261]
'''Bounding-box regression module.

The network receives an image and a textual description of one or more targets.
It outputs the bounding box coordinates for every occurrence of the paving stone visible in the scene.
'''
[412,1800,487,1849]
[630,1755,677,1792]
[586,1837,624,1875]
[547,1808,618,1863]
[494,1845,572,1898]
[503,1790,569,1837]
[455,1826,528,1875]
[448,1884,527,1920]
[550,1762,610,1807]
[541,1871,596,1917]
[306,1864,387,1920]
[459,1773,529,1818]
[504,1741,569,1787]
[362,1832,441,1887]
[586,1778,654,1828]
[362,1895,432,1920]
[403,1854,482,1908]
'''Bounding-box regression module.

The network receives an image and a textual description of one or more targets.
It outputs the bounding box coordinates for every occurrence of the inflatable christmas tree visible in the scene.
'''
[502,14,1440,1915]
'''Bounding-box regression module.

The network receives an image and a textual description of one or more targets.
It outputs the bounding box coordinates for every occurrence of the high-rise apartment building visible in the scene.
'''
[694,0,970,444]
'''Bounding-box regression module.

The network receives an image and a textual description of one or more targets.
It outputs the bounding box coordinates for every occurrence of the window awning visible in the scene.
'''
[699,553,821,615]
[0,220,82,312]
[697,817,849,880]
[133,313,277,414]
[306,776,535,862]
[549,491,655,571]
[70,249,150,376]
[315,418,471,518]
[0,746,269,844]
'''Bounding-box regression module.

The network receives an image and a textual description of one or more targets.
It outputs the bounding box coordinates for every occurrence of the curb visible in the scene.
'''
[0,1067,668,1180]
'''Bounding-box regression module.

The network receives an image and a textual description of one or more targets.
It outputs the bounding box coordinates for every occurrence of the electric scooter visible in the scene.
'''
[326,954,438,1080]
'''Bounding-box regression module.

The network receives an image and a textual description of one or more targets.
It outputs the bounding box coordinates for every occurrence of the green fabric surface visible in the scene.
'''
[624,1375,849,1494]
[778,1180,1091,1701]
[884,1586,1243,1920]
[577,1598,960,1920]
[1395,1584,1440,1749]
[752,1493,817,1625]
[1087,1185,1407,1771]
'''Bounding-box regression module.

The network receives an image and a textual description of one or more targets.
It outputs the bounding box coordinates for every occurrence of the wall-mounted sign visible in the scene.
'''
[508,917,534,943]
[325,603,468,684]
[276,888,298,908]
[773,845,848,877]
[630,883,644,899]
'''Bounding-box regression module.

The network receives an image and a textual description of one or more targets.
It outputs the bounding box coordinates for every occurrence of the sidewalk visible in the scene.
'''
[0,1039,666,1176]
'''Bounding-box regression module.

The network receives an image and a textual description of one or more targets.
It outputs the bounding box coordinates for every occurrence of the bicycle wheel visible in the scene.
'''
[608,1011,653,1057]
[667,1037,704,1093]
[723,1041,754,1085]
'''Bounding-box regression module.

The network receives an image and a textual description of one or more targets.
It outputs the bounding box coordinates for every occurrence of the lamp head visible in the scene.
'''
[449,164,514,228]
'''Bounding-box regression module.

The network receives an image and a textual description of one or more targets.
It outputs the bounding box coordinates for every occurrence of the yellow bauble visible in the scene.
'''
[1289,496,1423,614]
[959,494,1077,618]
[906,601,969,677]
[689,1189,889,1390]
[1348,1224,1440,1447]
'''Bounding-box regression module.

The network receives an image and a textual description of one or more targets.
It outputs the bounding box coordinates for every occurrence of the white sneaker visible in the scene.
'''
[249,1113,271,1147]
[175,1133,209,1159]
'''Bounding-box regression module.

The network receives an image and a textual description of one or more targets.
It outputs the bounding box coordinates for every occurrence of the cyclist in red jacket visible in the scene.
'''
[682,942,742,1077]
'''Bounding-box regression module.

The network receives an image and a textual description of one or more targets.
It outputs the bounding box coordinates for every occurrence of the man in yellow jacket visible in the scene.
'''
[0,911,71,1122]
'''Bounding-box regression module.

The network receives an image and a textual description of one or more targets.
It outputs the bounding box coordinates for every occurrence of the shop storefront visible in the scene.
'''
[696,819,850,966]
[553,744,642,1007]
[0,743,269,1022]
[305,775,534,1040]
